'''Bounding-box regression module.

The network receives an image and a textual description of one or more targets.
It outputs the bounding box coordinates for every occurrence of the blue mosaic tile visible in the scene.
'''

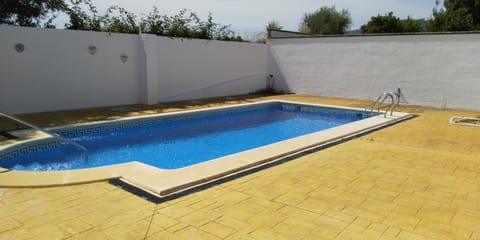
[57,102,273,138]
[0,101,374,162]
[0,140,59,162]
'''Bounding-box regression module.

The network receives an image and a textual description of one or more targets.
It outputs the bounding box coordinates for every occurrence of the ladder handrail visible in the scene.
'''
[369,91,399,117]
[390,91,400,107]
[0,111,88,161]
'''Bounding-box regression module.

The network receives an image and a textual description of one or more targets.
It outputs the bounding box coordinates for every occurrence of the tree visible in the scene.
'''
[65,2,138,33]
[101,6,138,34]
[300,6,351,34]
[444,0,480,25]
[428,0,478,31]
[64,0,101,31]
[0,0,66,27]
[361,12,403,33]
[361,12,424,33]
[2,1,243,41]
[140,9,242,41]
[266,20,282,31]
[402,17,424,32]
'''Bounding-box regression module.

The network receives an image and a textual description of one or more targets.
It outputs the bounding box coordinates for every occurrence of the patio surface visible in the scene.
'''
[0,94,479,240]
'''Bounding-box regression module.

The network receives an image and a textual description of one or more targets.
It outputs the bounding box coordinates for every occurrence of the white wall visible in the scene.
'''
[269,34,480,110]
[0,25,269,114]
[154,37,268,102]
[5,25,477,114]
[0,25,142,114]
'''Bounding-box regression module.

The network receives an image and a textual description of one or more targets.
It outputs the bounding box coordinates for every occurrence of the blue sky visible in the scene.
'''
[59,0,437,36]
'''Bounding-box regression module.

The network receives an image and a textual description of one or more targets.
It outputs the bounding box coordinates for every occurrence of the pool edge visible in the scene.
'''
[116,111,414,198]
[0,100,413,194]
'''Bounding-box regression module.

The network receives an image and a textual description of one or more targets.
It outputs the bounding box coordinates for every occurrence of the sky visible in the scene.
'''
[58,0,437,37]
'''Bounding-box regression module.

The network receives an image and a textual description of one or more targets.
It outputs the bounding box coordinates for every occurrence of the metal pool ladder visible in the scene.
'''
[369,89,401,117]
[0,111,89,161]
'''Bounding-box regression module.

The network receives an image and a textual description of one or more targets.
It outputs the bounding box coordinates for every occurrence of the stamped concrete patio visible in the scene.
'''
[0,94,479,240]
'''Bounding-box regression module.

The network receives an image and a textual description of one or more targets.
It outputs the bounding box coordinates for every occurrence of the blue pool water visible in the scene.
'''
[0,103,371,171]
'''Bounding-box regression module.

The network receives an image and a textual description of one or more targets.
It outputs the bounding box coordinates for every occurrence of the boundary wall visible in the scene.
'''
[269,34,480,111]
[2,25,479,114]
[0,25,268,114]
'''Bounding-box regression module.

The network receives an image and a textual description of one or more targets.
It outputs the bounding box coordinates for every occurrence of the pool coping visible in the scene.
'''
[0,100,413,197]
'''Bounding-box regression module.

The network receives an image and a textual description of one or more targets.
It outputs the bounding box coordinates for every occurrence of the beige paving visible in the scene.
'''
[0,94,479,239]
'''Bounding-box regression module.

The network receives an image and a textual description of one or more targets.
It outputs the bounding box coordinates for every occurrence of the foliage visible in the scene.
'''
[266,20,282,31]
[300,6,351,34]
[428,0,478,31]
[444,0,480,25]
[2,0,242,41]
[402,17,424,32]
[102,6,138,34]
[361,12,403,33]
[140,8,242,41]
[65,1,138,33]
[0,0,67,27]
[361,12,424,33]
[64,0,101,30]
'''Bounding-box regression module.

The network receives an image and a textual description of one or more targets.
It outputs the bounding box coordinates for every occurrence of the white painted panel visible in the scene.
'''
[0,26,270,114]
[0,25,142,114]
[270,35,480,110]
[155,37,269,102]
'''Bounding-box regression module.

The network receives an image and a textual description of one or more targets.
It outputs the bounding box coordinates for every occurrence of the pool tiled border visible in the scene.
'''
[0,100,413,197]
[0,100,374,162]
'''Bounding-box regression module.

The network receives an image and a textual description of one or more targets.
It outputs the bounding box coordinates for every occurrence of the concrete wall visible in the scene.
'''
[154,37,268,102]
[0,25,269,114]
[0,25,142,114]
[269,34,480,110]
[4,25,478,114]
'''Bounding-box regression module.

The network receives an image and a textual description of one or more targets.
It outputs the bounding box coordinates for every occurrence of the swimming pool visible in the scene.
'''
[0,100,413,196]
[1,101,371,171]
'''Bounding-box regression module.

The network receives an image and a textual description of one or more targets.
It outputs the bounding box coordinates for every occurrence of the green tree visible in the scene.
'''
[429,0,478,31]
[140,9,242,41]
[0,0,66,27]
[402,17,424,32]
[300,6,351,34]
[2,1,243,41]
[65,1,138,33]
[64,0,101,31]
[444,0,480,25]
[361,12,403,33]
[101,6,138,34]
[361,12,424,33]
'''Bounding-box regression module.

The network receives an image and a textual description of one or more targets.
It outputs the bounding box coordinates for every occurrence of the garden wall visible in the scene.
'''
[0,25,268,114]
[2,25,479,114]
[269,34,480,111]
[0,25,142,114]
